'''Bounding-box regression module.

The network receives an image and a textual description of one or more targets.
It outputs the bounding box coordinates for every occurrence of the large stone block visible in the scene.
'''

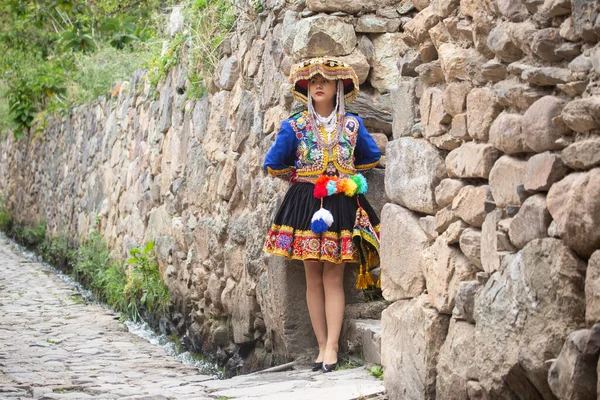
[523,151,569,192]
[446,142,501,179]
[291,16,357,60]
[481,209,513,274]
[547,168,600,258]
[438,43,487,82]
[391,79,417,139]
[371,33,408,93]
[306,0,397,13]
[562,97,600,133]
[435,178,467,208]
[422,236,478,314]
[489,155,527,207]
[385,138,447,215]
[562,138,600,170]
[489,112,530,155]
[381,204,429,302]
[467,87,503,141]
[571,0,599,42]
[531,28,564,62]
[487,24,524,62]
[436,320,478,400]
[443,82,473,117]
[549,326,600,400]
[452,185,491,228]
[474,239,587,398]
[402,7,441,47]
[585,251,600,325]
[508,194,551,249]
[336,48,370,85]
[420,87,452,139]
[381,295,450,400]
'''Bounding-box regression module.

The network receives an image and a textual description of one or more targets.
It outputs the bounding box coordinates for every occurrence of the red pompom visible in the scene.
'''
[314,184,328,199]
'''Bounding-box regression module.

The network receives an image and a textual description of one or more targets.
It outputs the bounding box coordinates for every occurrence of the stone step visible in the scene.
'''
[341,318,382,365]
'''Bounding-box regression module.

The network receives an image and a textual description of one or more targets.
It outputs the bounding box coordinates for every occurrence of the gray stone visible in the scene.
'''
[493,80,549,112]
[569,55,593,73]
[562,138,600,170]
[422,235,478,314]
[356,15,401,33]
[415,60,445,85]
[436,320,478,399]
[218,56,240,91]
[531,28,564,62]
[402,7,441,47]
[380,204,428,301]
[481,209,512,274]
[429,133,461,150]
[419,215,439,241]
[561,97,600,133]
[508,194,551,249]
[306,0,397,14]
[560,16,578,41]
[571,0,599,42]
[459,228,482,269]
[391,79,416,139]
[439,219,470,245]
[540,0,571,17]
[481,59,508,82]
[487,25,524,62]
[522,96,570,153]
[548,327,600,400]
[166,6,184,37]
[438,43,487,82]
[371,33,408,92]
[381,295,450,400]
[446,143,502,179]
[522,67,574,86]
[385,138,447,215]
[547,168,600,258]
[292,16,357,60]
[474,239,586,399]
[453,281,481,323]
[397,50,423,77]
[586,251,600,324]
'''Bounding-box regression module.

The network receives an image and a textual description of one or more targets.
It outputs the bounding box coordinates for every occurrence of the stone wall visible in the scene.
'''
[376,0,600,398]
[1,0,600,396]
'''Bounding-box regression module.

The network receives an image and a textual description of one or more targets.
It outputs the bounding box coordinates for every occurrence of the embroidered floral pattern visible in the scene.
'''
[264,224,357,263]
[289,111,360,177]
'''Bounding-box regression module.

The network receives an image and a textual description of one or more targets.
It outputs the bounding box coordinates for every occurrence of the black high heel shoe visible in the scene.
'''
[322,362,337,373]
[311,362,323,371]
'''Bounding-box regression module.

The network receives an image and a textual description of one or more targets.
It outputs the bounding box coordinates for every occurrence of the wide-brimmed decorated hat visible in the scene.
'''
[289,57,359,105]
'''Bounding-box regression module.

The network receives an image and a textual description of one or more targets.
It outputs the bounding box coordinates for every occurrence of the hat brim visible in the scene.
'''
[289,58,359,105]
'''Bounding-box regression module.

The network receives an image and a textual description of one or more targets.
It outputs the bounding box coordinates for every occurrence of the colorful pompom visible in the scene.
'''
[343,178,358,196]
[314,184,328,199]
[336,179,348,194]
[310,208,334,234]
[326,180,338,196]
[351,174,368,194]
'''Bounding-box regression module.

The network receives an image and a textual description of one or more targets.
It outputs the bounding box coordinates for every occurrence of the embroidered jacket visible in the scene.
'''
[263,111,381,180]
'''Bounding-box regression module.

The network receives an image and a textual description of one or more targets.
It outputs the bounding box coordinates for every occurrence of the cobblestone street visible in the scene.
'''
[0,237,385,399]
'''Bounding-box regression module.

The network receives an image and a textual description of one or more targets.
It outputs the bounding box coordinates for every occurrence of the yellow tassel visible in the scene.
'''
[364,270,375,287]
[355,273,367,289]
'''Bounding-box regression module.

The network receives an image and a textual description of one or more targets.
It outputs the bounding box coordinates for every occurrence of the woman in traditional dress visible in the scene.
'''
[263,58,381,373]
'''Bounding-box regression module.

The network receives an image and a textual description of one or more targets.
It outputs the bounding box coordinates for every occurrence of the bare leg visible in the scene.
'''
[322,261,345,365]
[304,260,327,362]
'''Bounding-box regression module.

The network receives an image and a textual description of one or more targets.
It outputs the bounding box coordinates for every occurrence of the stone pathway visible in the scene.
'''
[0,237,385,399]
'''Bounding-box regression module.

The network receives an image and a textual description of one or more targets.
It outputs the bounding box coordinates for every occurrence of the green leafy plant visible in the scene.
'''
[40,234,75,270]
[367,364,384,380]
[124,240,170,321]
[15,218,47,249]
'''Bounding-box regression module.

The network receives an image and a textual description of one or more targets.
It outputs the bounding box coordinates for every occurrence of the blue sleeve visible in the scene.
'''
[354,116,381,171]
[263,119,296,178]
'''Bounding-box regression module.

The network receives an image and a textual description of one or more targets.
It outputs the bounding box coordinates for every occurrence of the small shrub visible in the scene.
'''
[367,364,384,380]
[124,240,170,321]
[15,218,47,249]
[40,235,75,271]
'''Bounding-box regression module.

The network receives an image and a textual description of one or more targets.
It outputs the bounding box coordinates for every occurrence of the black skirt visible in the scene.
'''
[263,182,380,264]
